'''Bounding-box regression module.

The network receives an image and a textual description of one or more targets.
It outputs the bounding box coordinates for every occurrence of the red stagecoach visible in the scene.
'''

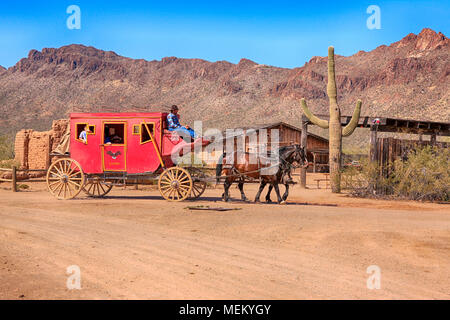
[46,112,211,201]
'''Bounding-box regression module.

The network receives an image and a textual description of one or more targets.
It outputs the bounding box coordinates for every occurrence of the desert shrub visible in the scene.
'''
[0,159,20,169]
[343,146,449,202]
[178,153,208,168]
[391,146,449,201]
[342,159,393,196]
[0,135,14,161]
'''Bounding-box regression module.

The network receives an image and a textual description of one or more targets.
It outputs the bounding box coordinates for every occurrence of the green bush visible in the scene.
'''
[0,135,14,161]
[0,159,20,169]
[343,146,449,202]
[342,159,393,196]
[178,153,208,168]
[391,146,449,201]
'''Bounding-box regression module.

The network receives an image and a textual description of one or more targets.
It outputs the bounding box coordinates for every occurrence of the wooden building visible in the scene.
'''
[204,122,329,171]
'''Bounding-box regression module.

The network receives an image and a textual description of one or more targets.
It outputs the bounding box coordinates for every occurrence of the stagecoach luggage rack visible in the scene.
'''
[50,152,70,157]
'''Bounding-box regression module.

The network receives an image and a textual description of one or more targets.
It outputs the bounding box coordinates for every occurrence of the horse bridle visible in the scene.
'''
[280,146,308,169]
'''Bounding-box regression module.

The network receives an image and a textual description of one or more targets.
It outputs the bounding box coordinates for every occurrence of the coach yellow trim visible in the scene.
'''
[75,122,96,144]
[101,121,128,172]
[143,121,165,169]
[140,122,155,145]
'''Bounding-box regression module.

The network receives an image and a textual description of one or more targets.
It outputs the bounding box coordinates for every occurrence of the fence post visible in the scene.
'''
[369,125,379,194]
[313,153,317,173]
[369,125,378,162]
[430,133,437,145]
[12,166,17,192]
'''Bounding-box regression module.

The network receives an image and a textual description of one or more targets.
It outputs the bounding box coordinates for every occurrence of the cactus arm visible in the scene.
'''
[300,98,329,129]
[342,99,362,137]
[327,46,338,106]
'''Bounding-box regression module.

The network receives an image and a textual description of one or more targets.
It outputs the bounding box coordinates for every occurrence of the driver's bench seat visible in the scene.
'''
[161,114,193,142]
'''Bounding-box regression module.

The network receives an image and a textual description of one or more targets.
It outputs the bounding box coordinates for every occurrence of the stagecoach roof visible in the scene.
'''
[70,112,167,119]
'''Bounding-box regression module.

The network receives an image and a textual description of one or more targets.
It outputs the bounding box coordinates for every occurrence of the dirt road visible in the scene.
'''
[0,182,449,299]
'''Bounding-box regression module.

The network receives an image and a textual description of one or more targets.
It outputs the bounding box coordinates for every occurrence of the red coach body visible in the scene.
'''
[69,112,184,174]
[46,112,210,202]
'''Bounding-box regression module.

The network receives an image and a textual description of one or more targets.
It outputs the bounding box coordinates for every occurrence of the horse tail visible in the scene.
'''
[215,153,225,184]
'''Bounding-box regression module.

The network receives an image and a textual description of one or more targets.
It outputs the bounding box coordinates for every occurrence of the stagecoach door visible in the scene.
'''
[101,121,127,172]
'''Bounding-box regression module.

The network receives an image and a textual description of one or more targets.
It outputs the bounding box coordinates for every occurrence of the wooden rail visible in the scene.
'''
[0,167,48,192]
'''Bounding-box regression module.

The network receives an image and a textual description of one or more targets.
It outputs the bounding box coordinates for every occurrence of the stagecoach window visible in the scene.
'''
[133,125,140,135]
[140,123,154,144]
[76,123,95,143]
[104,123,125,145]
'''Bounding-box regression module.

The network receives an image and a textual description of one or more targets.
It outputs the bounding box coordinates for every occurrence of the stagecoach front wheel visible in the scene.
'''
[46,158,85,200]
[83,176,113,198]
[158,167,193,202]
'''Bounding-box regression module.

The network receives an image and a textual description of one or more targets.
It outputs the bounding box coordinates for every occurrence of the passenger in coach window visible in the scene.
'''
[105,127,122,144]
[79,125,90,144]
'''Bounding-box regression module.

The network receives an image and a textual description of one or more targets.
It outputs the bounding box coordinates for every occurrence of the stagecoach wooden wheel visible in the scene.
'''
[83,176,113,198]
[158,167,193,202]
[46,158,85,200]
[187,168,207,200]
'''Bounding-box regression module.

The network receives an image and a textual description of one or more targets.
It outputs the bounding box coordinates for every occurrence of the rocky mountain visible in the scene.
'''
[0,28,448,141]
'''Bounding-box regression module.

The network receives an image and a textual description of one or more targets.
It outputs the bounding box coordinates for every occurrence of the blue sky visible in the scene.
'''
[0,0,449,68]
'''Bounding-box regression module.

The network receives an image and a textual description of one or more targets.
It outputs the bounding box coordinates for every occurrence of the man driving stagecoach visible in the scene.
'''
[166,105,197,139]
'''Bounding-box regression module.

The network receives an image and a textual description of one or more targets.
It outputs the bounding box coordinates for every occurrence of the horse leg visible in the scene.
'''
[273,183,283,204]
[254,181,267,203]
[238,181,248,201]
[282,184,289,201]
[223,179,232,202]
[265,184,273,203]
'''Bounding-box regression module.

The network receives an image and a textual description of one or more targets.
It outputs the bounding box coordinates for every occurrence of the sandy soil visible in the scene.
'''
[0,175,449,300]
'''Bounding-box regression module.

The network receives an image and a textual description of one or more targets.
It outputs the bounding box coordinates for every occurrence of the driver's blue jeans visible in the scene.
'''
[169,127,197,139]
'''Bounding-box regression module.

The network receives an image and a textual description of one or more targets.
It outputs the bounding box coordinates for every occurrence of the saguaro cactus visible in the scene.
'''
[300,46,362,193]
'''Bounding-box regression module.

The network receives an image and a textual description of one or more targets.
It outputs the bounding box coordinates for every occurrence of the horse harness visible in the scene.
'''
[221,149,298,182]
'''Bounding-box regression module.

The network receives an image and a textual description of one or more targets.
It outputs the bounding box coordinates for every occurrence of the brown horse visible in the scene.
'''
[260,160,295,204]
[215,145,308,204]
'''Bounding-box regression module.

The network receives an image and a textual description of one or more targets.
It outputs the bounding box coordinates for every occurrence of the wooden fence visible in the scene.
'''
[375,137,448,177]
[0,167,48,192]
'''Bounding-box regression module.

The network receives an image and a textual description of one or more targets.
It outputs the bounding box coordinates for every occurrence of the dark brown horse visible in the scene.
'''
[215,145,308,204]
[261,160,295,204]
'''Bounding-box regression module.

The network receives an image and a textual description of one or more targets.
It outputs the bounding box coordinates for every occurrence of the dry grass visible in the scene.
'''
[343,146,449,202]
[0,135,14,161]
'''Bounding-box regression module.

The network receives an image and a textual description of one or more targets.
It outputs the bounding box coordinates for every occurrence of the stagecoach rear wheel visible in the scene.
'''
[46,158,85,200]
[83,176,113,198]
[158,167,193,202]
[187,168,207,199]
